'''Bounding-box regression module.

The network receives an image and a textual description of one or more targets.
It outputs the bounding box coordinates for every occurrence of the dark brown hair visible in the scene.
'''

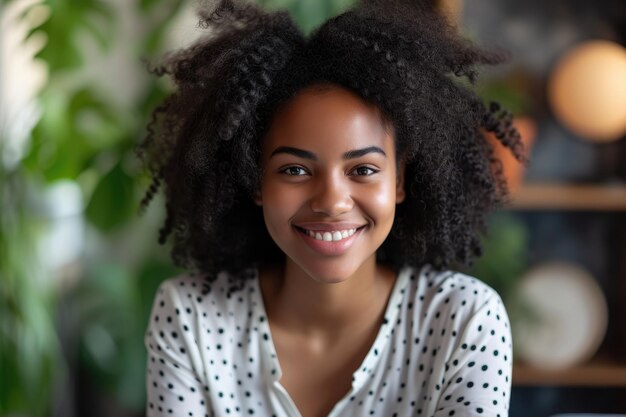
[136,0,527,284]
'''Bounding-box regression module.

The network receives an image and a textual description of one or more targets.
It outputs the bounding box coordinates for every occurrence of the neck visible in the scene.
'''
[261,256,397,341]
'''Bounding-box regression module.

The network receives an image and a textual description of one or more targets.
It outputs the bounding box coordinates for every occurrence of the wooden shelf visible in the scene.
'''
[513,362,626,387]
[508,183,626,211]
[507,185,626,388]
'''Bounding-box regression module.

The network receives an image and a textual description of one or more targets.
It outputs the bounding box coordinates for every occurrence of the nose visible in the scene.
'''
[309,171,354,216]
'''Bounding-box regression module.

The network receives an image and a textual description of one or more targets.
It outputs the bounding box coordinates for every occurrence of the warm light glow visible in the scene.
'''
[548,40,626,142]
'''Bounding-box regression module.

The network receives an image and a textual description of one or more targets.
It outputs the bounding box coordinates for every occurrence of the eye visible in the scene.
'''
[279,166,309,176]
[351,166,379,176]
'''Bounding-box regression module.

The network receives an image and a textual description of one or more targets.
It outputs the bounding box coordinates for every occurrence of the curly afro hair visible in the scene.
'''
[136,0,528,285]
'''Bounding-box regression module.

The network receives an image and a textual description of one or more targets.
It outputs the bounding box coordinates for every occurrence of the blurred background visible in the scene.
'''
[1,0,625,416]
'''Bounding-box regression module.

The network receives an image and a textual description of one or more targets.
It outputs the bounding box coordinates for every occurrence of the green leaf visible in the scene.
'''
[69,89,127,150]
[294,0,328,34]
[329,0,356,15]
[466,212,528,300]
[0,171,63,416]
[140,0,172,12]
[25,87,129,182]
[37,0,116,70]
[141,0,186,55]
[85,161,135,231]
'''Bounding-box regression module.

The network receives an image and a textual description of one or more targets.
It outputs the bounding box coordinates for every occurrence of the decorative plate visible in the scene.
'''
[513,261,608,369]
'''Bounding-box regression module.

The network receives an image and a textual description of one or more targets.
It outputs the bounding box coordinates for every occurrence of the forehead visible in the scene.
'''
[263,83,392,151]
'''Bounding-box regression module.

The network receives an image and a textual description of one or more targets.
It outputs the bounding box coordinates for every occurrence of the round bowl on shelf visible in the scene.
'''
[512,261,608,370]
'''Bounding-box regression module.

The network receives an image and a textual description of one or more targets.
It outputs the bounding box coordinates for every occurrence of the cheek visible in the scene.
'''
[369,173,396,214]
[260,181,301,232]
[361,177,398,222]
[371,184,397,209]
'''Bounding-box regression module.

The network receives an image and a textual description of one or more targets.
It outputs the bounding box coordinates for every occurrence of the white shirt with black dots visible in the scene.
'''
[145,264,513,417]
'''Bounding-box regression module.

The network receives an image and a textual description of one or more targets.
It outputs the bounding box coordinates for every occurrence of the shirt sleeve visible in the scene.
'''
[144,279,212,417]
[433,292,513,417]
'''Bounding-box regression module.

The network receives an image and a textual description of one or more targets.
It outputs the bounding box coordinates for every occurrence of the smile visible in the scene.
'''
[293,225,367,256]
[302,228,357,242]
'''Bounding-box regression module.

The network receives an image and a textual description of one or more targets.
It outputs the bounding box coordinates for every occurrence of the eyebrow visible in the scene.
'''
[270,146,386,161]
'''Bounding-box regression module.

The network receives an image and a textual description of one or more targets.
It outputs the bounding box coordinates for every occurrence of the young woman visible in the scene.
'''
[138,0,526,416]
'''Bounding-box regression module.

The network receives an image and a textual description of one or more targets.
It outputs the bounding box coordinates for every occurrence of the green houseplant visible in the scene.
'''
[1,0,359,415]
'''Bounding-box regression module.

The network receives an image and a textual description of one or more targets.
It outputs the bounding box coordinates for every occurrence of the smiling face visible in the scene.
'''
[257,83,405,283]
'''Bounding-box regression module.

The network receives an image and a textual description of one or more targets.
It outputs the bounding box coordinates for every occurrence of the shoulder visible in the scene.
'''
[405,266,514,415]
[409,263,503,313]
[146,268,258,338]
[403,264,509,341]
[153,268,257,309]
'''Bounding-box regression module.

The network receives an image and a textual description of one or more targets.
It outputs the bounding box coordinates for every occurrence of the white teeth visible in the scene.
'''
[303,228,360,242]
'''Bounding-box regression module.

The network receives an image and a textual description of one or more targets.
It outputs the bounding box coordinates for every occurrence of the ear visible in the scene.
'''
[254,190,262,206]
[396,159,406,204]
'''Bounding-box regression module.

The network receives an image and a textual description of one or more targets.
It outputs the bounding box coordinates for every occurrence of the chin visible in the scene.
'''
[295,258,363,285]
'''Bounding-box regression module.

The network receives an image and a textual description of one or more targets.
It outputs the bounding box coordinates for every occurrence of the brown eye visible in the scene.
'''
[352,166,379,176]
[279,166,308,176]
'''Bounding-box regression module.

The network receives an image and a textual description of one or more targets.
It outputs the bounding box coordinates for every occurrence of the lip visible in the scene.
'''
[293,222,367,232]
[293,224,367,256]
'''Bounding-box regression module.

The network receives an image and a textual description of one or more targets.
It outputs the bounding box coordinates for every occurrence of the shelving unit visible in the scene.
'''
[508,183,626,211]
[458,0,626,413]
[504,183,626,389]
[513,361,626,387]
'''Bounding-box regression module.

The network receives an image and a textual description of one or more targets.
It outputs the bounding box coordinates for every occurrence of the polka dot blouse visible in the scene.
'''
[145,263,513,417]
